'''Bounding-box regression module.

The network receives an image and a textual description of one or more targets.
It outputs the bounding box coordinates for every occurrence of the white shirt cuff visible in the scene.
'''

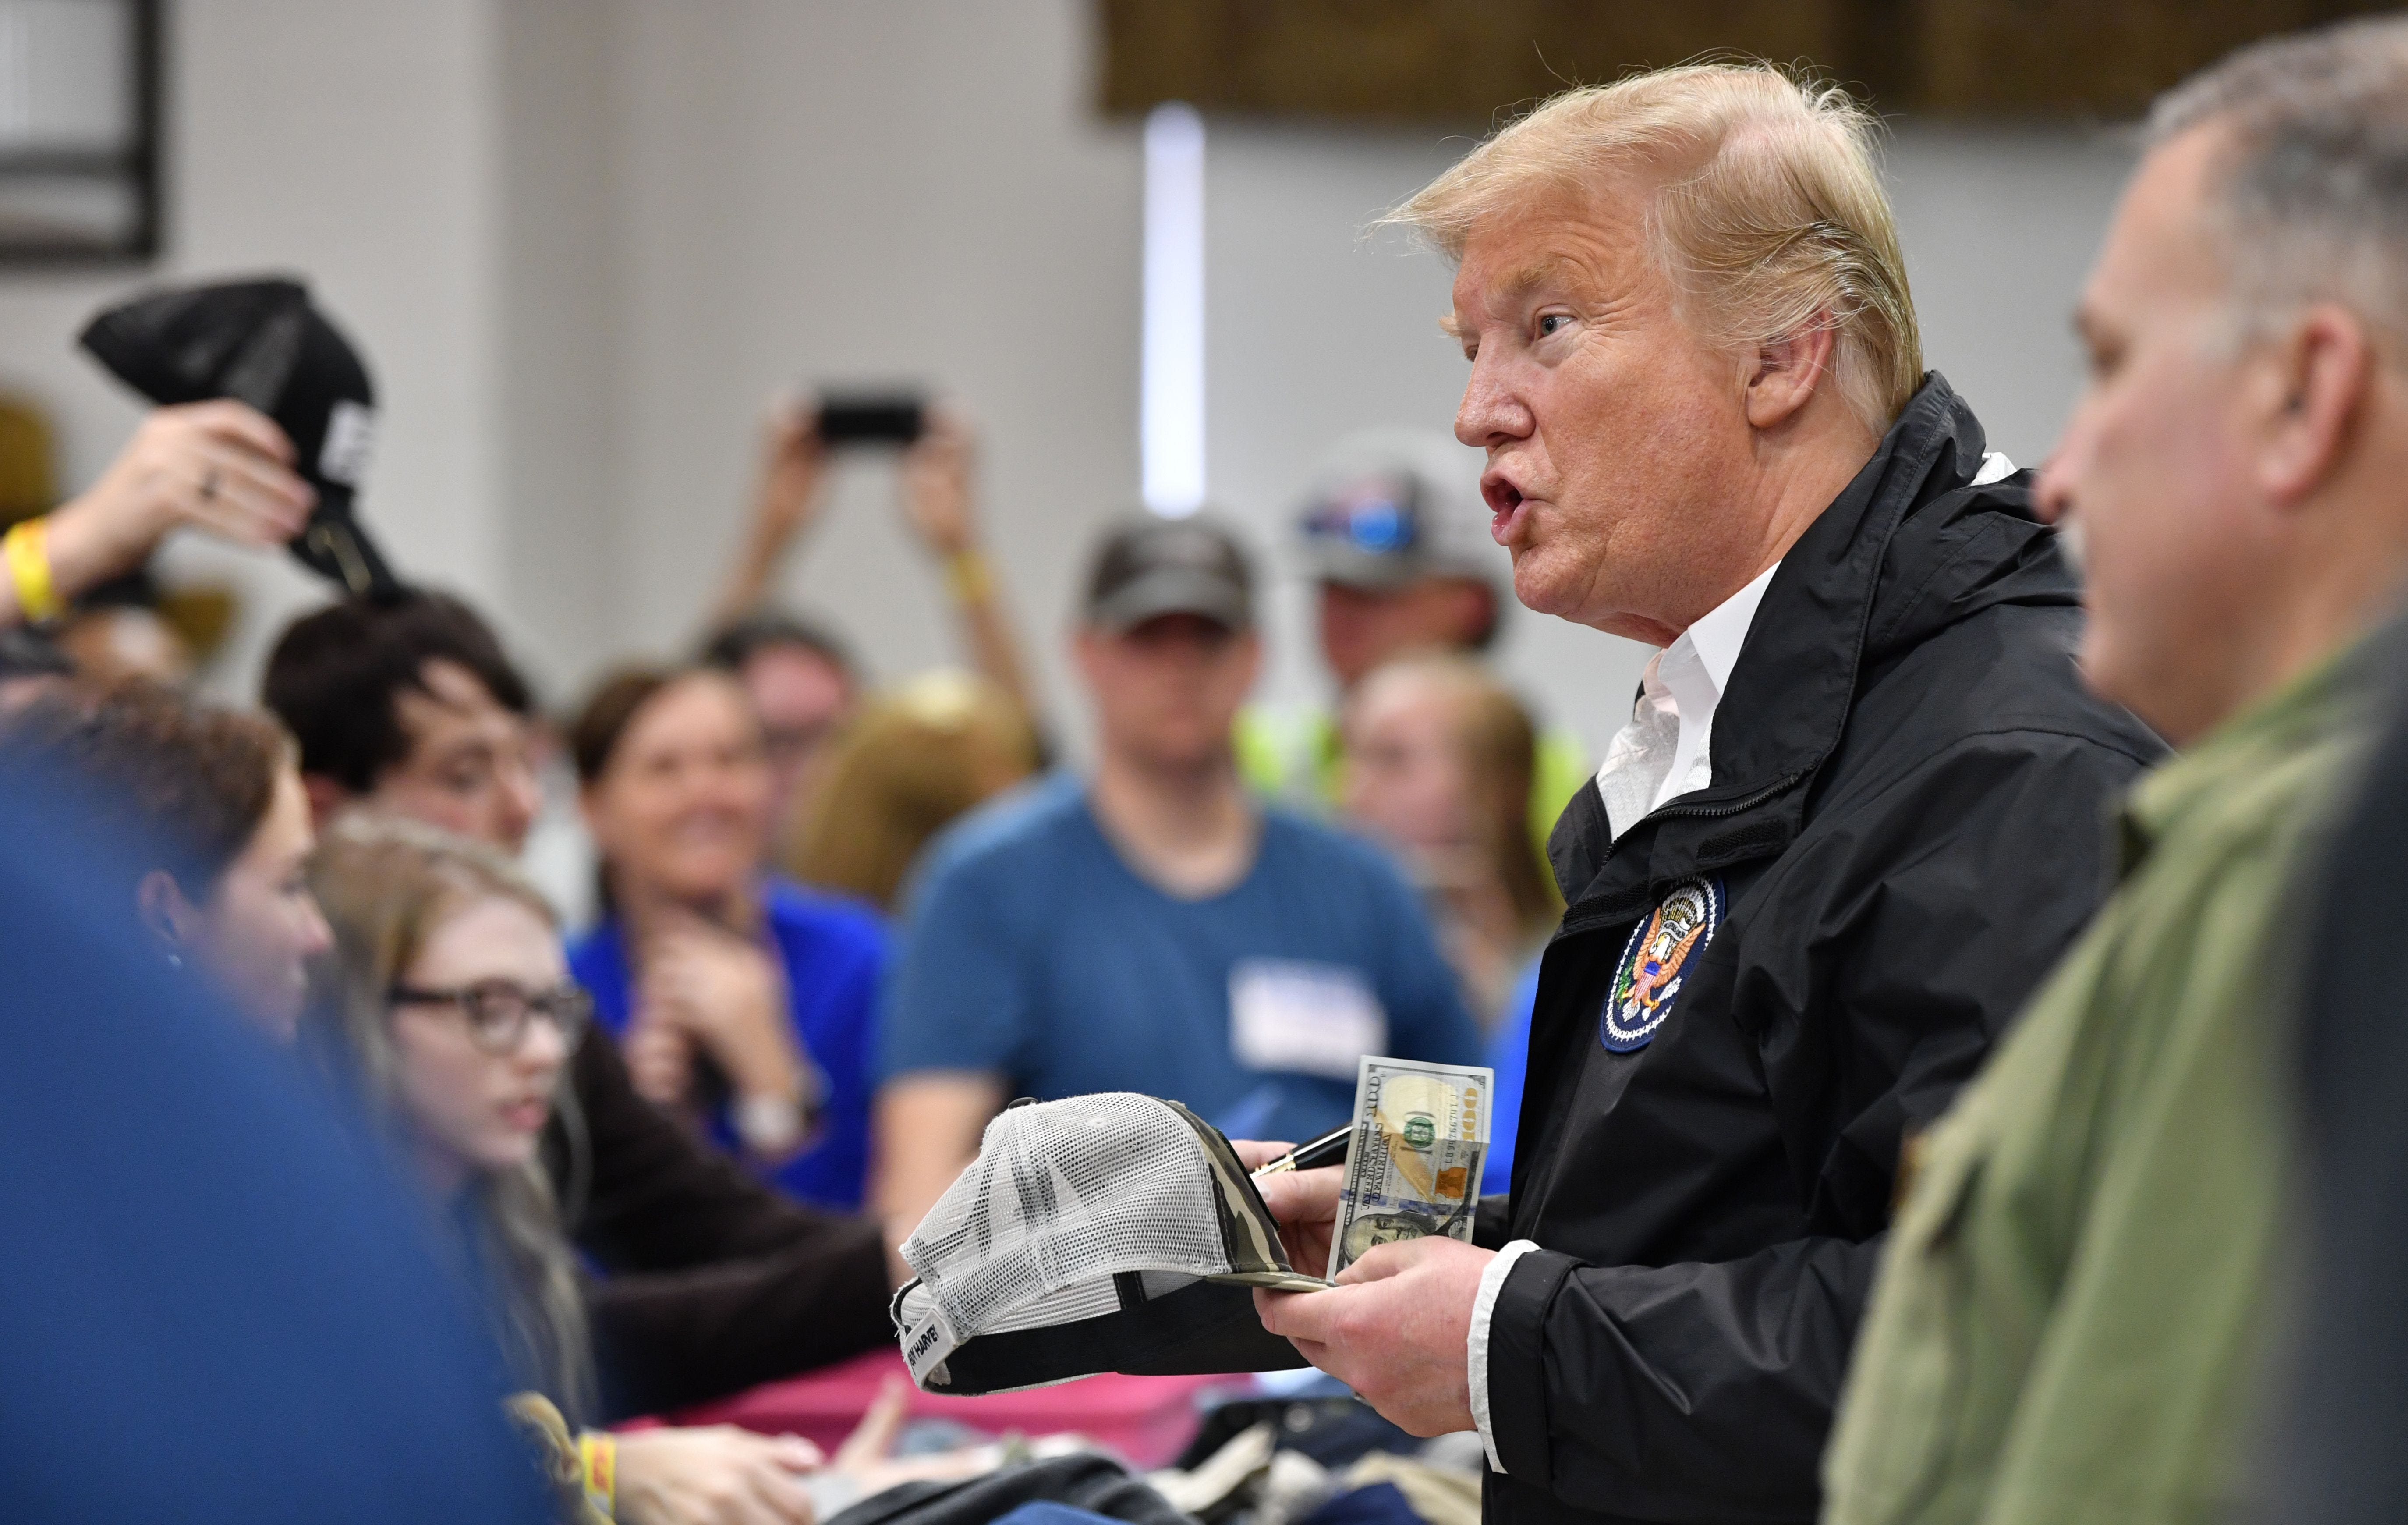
[1468,1238,1541,1474]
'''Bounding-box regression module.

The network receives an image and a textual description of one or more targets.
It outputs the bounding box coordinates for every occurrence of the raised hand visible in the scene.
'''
[897,411,979,560]
[32,401,314,620]
[751,398,832,553]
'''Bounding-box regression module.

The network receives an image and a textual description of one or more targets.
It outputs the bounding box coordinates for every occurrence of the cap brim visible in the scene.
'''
[918,1274,1308,1397]
[1089,567,1251,632]
[1301,540,1437,591]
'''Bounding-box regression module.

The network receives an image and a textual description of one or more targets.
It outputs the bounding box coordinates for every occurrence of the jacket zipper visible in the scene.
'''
[1555,767,1814,940]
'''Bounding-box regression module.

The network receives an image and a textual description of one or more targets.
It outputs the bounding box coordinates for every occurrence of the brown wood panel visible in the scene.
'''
[1097,0,2395,122]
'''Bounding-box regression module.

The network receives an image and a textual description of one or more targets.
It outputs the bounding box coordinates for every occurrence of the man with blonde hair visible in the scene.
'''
[1246,64,2160,1524]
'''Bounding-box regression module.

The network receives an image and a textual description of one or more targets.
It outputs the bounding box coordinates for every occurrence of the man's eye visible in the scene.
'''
[1537,313,1570,337]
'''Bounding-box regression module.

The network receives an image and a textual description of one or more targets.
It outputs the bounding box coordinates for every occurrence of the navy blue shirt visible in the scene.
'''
[879,774,1480,1145]
[0,764,546,1523]
[570,879,884,1210]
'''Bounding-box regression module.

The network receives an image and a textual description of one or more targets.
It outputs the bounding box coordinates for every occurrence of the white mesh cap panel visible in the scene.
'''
[901,1093,1235,1338]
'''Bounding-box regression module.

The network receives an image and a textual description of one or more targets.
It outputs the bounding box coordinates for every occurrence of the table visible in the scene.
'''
[634,1348,1245,1469]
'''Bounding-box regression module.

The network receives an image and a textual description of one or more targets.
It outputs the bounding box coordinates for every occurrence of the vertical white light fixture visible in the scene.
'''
[1141,102,1206,517]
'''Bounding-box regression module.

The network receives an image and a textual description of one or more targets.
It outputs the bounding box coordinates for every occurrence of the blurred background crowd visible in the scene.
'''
[5,3,2408,1525]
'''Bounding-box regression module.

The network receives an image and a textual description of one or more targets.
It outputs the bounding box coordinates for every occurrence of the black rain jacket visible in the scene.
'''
[1475,377,2165,1525]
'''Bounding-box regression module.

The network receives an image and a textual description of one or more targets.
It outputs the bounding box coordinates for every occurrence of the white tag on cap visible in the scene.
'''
[900,1294,961,1390]
[1229,959,1388,1081]
[319,400,376,487]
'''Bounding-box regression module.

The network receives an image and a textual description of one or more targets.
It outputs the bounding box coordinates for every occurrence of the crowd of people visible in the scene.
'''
[5,12,2408,1525]
[0,248,1544,1523]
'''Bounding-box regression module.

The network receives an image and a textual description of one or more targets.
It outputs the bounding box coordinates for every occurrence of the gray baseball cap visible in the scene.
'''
[891,1092,1318,1395]
[1082,516,1255,633]
[1296,428,1501,591]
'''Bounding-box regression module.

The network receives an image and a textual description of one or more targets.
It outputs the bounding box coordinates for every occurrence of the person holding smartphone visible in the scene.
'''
[705,397,1045,856]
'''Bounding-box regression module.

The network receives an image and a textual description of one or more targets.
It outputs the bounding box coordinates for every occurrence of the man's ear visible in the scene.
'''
[2257,302,2374,508]
[1743,319,1840,432]
[300,772,353,830]
[135,869,199,959]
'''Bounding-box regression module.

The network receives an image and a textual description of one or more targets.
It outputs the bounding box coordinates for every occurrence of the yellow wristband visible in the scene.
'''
[944,547,994,605]
[4,517,60,622]
[579,1431,616,1514]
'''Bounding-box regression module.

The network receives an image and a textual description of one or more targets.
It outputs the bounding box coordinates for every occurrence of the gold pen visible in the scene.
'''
[1252,1124,1353,1177]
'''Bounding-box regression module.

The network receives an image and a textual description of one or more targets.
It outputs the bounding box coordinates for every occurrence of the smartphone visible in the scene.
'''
[816,391,925,447]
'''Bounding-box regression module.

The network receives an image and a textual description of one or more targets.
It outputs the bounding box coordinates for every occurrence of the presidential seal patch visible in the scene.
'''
[1601,877,1725,1053]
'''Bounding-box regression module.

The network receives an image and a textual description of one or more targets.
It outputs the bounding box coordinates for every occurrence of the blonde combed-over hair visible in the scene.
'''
[1390,63,1923,436]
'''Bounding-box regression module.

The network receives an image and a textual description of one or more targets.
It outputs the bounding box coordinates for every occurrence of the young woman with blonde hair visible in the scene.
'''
[305,816,832,1525]
[783,669,1038,913]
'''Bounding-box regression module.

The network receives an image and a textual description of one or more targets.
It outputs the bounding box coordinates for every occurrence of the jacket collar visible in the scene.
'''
[2117,618,2394,880]
[1551,374,2043,925]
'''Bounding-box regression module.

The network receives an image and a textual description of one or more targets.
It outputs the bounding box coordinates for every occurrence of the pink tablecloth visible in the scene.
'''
[630,1349,1240,1470]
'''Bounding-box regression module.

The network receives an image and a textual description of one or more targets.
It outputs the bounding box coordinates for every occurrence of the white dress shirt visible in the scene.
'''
[1593,560,1781,839]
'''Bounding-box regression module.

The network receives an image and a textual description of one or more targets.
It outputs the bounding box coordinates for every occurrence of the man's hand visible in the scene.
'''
[1253,1235,1493,1438]
[1231,1138,1340,1274]
[43,401,312,605]
[614,1424,823,1525]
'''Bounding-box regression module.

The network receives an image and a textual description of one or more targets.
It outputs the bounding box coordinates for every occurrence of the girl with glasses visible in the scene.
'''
[306,816,835,1525]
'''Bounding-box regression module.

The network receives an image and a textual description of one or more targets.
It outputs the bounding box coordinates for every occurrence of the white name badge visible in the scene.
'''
[1229,959,1388,1081]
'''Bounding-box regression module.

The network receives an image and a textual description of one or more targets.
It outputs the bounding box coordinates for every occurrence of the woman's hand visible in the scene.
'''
[623,1014,697,1112]
[37,402,313,612]
[897,413,979,560]
[825,1376,1002,1494]
[614,1425,822,1525]
[641,921,814,1159]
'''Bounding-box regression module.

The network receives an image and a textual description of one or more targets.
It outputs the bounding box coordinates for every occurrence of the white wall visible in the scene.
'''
[595,0,1142,727]
[1885,125,2137,465]
[0,2,2138,767]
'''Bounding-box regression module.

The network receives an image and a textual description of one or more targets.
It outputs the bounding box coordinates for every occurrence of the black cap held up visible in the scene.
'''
[79,277,403,599]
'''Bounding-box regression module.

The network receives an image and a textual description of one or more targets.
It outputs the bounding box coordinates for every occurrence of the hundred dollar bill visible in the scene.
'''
[1327,1056,1494,1280]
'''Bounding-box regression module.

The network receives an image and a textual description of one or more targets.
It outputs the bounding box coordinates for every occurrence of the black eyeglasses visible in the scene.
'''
[388,979,591,1055]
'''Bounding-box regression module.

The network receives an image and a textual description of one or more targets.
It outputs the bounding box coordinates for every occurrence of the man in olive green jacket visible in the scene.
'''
[1824,20,2408,1525]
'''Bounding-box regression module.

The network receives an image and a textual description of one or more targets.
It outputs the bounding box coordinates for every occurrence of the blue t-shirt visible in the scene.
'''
[570,878,885,1210]
[879,774,1481,1146]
